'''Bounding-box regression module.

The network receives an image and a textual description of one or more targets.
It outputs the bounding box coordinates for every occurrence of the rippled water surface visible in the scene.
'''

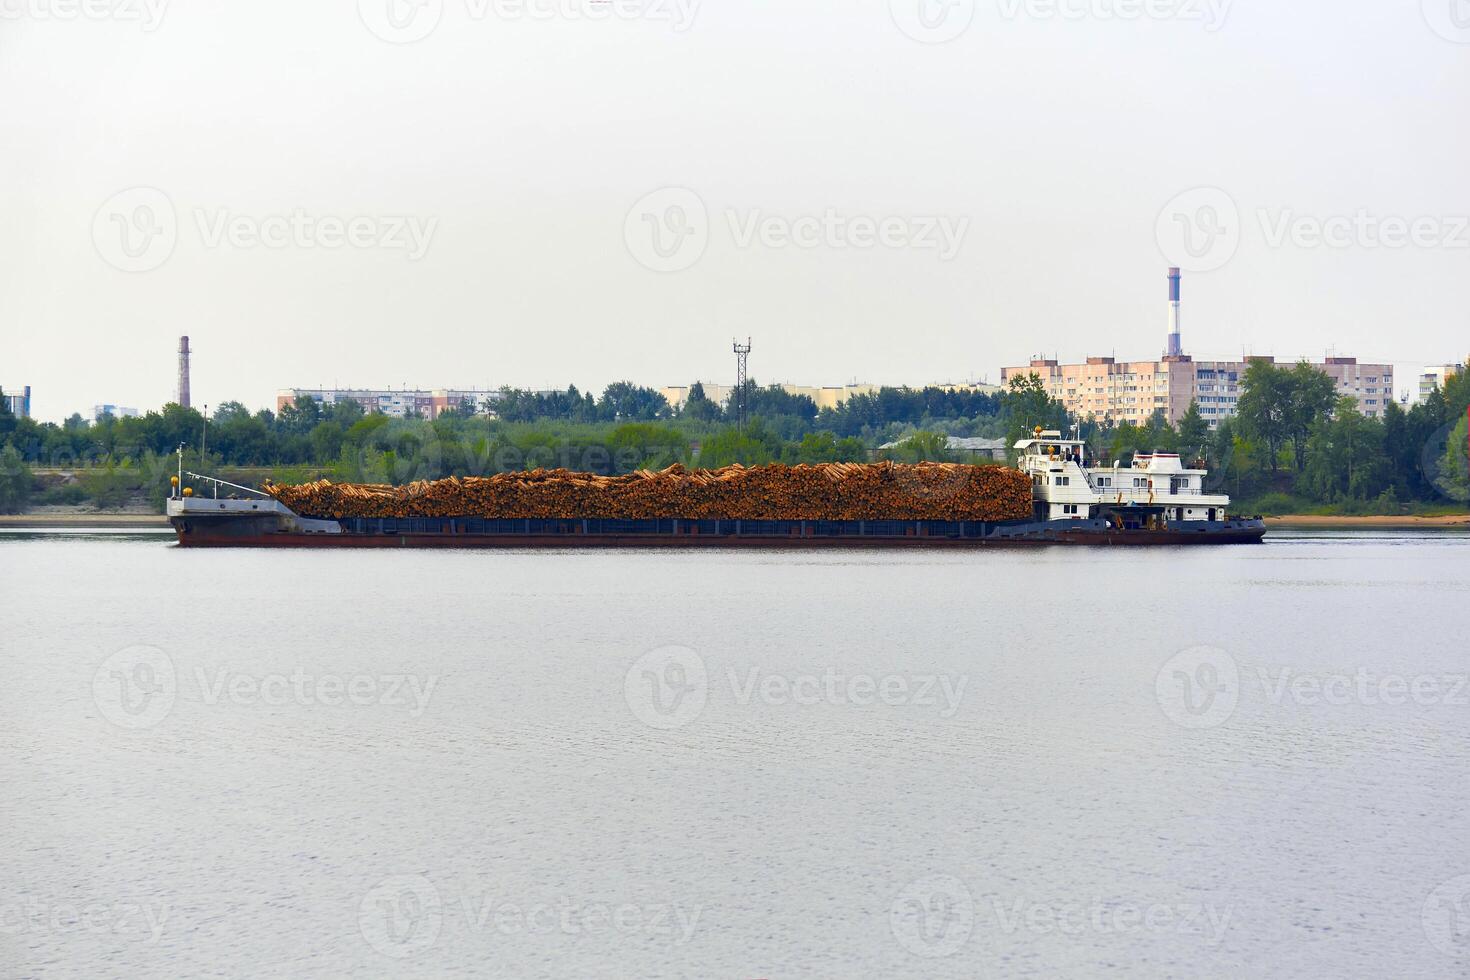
[3,530,1469,977]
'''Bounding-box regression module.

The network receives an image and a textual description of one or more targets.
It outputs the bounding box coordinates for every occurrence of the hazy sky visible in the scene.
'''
[2,0,1467,422]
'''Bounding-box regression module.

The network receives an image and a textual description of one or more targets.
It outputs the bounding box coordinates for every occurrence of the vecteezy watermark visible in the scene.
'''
[988,896,1233,944]
[92,187,177,273]
[725,209,969,261]
[0,0,168,30]
[193,667,439,717]
[357,0,444,44]
[624,187,970,273]
[888,0,976,44]
[0,897,169,945]
[1157,189,1470,272]
[357,0,698,44]
[624,646,709,729]
[192,209,437,261]
[1421,0,1470,44]
[997,0,1231,31]
[1423,874,1470,957]
[93,645,178,729]
[91,647,439,729]
[890,876,975,957]
[889,875,1233,956]
[1258,209,1470,251]
[357,874,702,959]
[1156,646,1240,729]
[1157,647,1470,730]
[623,187,709,274]
[360,875,444,959]
[1155,186,1241,274]
[623,647,968,730]
[92,186,437,272]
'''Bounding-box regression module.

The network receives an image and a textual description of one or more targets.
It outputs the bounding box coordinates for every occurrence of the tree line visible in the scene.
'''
[1,363,1466,514]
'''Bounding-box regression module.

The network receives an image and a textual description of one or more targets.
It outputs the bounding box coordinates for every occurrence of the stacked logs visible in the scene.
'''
[262,462,1033,522]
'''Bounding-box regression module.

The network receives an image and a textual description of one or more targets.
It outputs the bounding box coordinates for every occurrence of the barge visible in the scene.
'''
[166,431,1266,548]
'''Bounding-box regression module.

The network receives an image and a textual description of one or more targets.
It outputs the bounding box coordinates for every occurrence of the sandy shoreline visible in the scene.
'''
[1266,514,1470,527]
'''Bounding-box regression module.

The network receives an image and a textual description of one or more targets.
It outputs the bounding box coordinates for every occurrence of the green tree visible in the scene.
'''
[682,382,723,423]
[1286,362,1339,472]
[0,445,32,512]
[1301,399,1391,502]
[1177,402,1209,462]
[1235,361,1291,473]
[883,431,951,463]
[1002,374,1068,448]
[607,424,688,471]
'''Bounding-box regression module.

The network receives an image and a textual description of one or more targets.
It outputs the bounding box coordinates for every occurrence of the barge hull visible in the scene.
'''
[169,511,1267,548]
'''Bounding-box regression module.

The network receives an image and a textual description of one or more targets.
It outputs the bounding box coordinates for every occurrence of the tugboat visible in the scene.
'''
[1012,428,1265,544]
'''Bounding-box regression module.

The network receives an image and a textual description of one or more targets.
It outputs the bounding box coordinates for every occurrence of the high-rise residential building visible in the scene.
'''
[1001,355,1394,429]
[93,404,141,421]
[1418,363,1464,403]
[2,385,31,418]
[1000,270,1393,428]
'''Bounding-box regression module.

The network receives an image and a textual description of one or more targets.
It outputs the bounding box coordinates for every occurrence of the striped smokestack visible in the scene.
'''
[1166,267,1182,358]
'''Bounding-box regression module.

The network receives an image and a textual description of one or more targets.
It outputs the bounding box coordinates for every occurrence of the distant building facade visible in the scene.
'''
[277,387,500,420]
[660,381,1000,413]
[1418,363,1463,403]
[93,403,141,421]
[1000,356,1394,428]
[2,385,31,418]
[878,435,1008,461]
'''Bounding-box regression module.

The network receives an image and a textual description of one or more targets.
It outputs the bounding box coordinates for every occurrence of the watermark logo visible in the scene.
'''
[0,0,168,30]
[1156,646,1239,729]
[358,0,443,43]
[1423,874,1470,957]
[92,188,438,271]
[990,896,1233,942]
[726,209,968,260]
[1258,209,1470,251]
[92,187,177,273]
[625,187,969,272]
[1422,0,1470,43]
[0,897,169,944]
[1156,186,1240,273]
[624,187,708,273]
[996,0,1231,31]
[889,0,975,43]
[728,668,967,717]
[1420,420,1470,504]
[624,646,708,729]
[193,668,439,717]
[890,875,974,957]
[359,875,444,958]
[92,645,177,729]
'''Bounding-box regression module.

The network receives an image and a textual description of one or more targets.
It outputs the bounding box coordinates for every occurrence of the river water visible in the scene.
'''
[2,528,1468,978]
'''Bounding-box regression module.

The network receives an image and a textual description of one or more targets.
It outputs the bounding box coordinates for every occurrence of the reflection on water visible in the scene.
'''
[2,534,1468,978]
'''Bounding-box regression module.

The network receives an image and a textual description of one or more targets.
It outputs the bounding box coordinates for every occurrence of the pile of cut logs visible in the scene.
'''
[262,462,1033,522]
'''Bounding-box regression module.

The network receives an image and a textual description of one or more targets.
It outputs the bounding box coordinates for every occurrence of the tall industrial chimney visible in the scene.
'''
[177,335,192,408]
[1166,267,1183,358]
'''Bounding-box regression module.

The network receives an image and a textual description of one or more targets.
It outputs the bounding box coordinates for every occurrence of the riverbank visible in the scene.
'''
[0,513,168,527]
[1266,514,1470,527]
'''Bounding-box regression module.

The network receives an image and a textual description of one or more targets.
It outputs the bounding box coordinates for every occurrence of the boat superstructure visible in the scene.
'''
[1015,429,1237,530]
